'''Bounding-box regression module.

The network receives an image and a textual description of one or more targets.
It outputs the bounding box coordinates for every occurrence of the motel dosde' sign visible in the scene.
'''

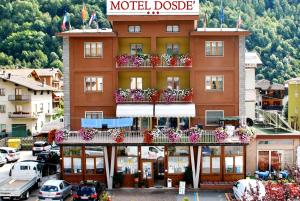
[107,0,200,15]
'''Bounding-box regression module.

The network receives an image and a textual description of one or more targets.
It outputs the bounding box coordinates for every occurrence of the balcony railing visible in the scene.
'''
[8,112,38,119]
[8,95,31,101]
[115,88,193,103]
[61,130,245,145]
[116,54,192,68]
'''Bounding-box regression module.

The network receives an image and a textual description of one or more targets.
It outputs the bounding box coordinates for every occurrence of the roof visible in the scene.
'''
[35,68,62,77]
[255,79,271,90]
[0,73,54,91]
[191,28,250,36]
[245,51,263,67]
[57,28,116,37]
[43,180,64,186]
[40,118,64,133]
[270,83,285,90]
[288,77,300,84]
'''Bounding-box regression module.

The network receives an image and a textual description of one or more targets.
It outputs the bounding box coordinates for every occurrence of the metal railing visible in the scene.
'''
[61,130,243,144]
[8,112,38,119]
[8,95,31,101]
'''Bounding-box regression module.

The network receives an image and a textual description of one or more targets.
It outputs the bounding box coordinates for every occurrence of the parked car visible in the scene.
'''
[0,154,6,167]
[39,180,72,201]
[233,179,266,201]
[36,151,60,176]
[0,147,20,162]
[72,181,105,201]
[50,145,60,156]
[32,141,51,156]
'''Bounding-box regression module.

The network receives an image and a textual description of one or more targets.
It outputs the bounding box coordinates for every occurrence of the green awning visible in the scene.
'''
[219,116,240,121]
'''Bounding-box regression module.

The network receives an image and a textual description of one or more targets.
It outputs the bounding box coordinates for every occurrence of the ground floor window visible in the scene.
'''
[85,146,104,174]
[202,146,221,174]
[224,146,243,174]
[63,146,82,174]
[117,146,138,174]
[168,146,189,174]
[258,150,293,171]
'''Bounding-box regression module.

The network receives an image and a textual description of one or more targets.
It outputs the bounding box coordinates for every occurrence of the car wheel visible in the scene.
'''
[24,191,30,200]
[0,163,4,167]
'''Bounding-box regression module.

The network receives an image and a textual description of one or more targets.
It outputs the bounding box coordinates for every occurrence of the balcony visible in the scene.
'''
[116,54,192,68]
[261,105,284,111]
[115,88,193,104]
[8,95,31,101]
[60,130,246,145]
[8,112,38,119]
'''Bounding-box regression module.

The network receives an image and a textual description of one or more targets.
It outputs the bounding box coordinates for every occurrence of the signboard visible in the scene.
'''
[107,0,200,16]
[178,181,186,195]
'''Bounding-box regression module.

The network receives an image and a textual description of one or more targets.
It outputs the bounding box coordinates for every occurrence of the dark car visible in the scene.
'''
[37,151,60,176]
[72,181,105,201]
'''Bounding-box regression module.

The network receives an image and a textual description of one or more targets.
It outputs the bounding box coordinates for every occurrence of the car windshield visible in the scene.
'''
[8,150,15,153]
[78,186,96,195]
[34,143,44,147]
[41,185,58,192]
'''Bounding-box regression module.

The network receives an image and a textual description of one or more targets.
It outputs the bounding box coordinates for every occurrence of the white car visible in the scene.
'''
[0,147,20,162]
[233,179,266,201]
[0,154,6,167]
[32,141,51,156]
[39,180,72,201]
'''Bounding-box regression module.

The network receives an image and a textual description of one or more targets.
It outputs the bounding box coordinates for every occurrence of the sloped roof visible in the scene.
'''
[288,77,300,84]
[0,73,54,91]
[35,68,62,76]
[255,79,271,90]
[270,83,285,90]
[245,51,263,66]
[40,118,64,133]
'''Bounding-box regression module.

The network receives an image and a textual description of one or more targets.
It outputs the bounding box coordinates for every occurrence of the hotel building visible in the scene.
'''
[58,2,251,189]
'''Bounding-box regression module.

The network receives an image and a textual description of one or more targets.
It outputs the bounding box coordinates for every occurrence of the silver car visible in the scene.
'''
[39,180,72,201]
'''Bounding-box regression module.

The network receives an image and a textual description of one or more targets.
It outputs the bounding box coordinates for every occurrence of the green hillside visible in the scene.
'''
[0,0,299,84]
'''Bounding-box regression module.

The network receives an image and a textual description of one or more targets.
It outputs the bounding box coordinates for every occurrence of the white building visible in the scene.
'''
[0,71,54,137]
[245,51,262,120]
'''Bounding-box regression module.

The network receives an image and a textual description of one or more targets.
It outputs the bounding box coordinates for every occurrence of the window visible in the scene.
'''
[117,146,138,174]
[141,146,164,159]
[48,103,50,113]
[128,25,141,33]
[0,124,6,133]
[167,77,180,90]
[224,146,243,174]
[132,117,151,130]
[84,42,103,57]
[16,105,22,112]
[168,146,189,174]
[257,150,293,172]
[205,110,224,126]
[0,105,5,113]
[39,103,43,113]
[166,44,179,55]
[15,88,22,95]
[63,146,82,174]
[35,104,38,113]
[130,44,143,55]
[166,25,179,32]
[205,41,224,56]
[205,75,224,91]
[85,111,103,119]
[202,146,221,174]
[84,77,103,92]
[85,146,104,174]
[0,89,5,96]
[158,117,178,129]
[130,77,143,90]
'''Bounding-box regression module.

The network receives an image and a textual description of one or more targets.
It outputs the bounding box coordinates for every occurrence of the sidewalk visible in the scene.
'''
[108,188,228,201]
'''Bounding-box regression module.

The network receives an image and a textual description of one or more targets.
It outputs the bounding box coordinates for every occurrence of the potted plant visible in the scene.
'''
[143,130,153,143]
[169,56,177,66]
[116,54,129,67]
[79,128,96,141]
[139,179,146,188]
[113,172,124,188]
[214,127,228,142]
[182,89,193,102]
[133,172,139,187]
[110,129,125,143]
[150,55,161,67]
[183,167,193,188]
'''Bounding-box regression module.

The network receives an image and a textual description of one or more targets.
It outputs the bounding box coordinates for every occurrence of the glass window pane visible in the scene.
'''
[96,158,104,174]
[225,157,234,173]
[117,157,138,174]
[97,77,103,91]
[205,76,211,90]
[179,117,189,130]
[235,156,243,173]
[168,156,189,174]
[168,146,189,156]
[91,43,96,56]
[137,77,142,89]
[173,25,179,32]
[117,146,138,156]
[141,118,150,129]
[85,146,104,156]
[141,146,164,159]
[63,157,71,174]
[206,111,224,126]
[167,26,172,32]
[135,26,141,32]
[142,162,152,178]
[283,150,293,168]
[218,42,223,56]
[212,42,217,55]
[97,43,103,57]
[218,76,223,90]
[271,151,283,171]
[158,118,167,127]
[85,43,90,56]
[128,26,134,32]
[86,158,94,174]
[202,146,221,156]
[73,158,82,174]
[258,151,269,171]
[212,157,220,173]
[63,146,82,156]
[225,146,243,155]
[202,156,210,173]
[205,42,211,56]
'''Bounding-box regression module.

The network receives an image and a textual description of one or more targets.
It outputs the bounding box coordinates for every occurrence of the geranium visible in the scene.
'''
[54,129,66,143]
[235,126,256,143]
[181,89,193,102]
[79,128,96,141]
[144,88,159,102]
[109,129,125,143]
[131,55,144,67]
[179,54,192,66]
[169,56,177,66]
[188,128,202,143]
[214,127,228,142]
[116,54,129,66]
[131,89,145,102]
[150,55,161,67]
[115,89,130,103]
[162,88,176,103]
[144,130,154,143]
[165,128,181,143]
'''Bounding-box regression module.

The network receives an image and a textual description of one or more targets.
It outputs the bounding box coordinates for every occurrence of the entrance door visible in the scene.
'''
[154,156,165,186]
[142,161,153,187]
[12,124,27,137]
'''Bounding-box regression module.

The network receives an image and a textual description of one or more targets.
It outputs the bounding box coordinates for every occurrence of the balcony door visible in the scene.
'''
[15,88,22,100]
[130,44,143,55]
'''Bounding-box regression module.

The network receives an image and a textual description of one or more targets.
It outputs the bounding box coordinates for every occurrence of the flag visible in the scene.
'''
[220,0,224,29]
[236,14,242,29]
[88,12,97,26]
[61,14,68,31]
[81,3,88,23]
[203,12,207,30]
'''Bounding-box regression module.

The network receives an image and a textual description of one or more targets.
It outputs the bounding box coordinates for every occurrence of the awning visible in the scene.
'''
[81,118,133,128]
[116,104,154,117]
[155,104,196,117]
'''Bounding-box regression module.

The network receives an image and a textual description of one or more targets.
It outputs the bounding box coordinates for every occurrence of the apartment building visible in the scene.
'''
[57,0,251,189]
[0,71,53,137]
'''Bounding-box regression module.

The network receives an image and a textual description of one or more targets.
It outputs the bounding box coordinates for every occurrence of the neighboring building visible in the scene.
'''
[58,1,251,189]
[255,79,285,111]
[288,77,300,131]
[245,51,262,120]
[0,71,54,137]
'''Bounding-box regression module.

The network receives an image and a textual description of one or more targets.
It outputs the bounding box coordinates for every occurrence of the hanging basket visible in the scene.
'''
[143,131,153,143]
